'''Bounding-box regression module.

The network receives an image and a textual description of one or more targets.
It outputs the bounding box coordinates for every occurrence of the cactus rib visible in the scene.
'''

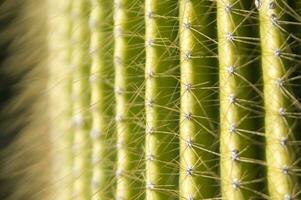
[71,0,92,199]
[144,1,179,199]
[217,0,258,199]
[48,0,74,199]
[259,1,296,199]
[114,0,145,199]
[179,0,217,199]
[89,0,115,199]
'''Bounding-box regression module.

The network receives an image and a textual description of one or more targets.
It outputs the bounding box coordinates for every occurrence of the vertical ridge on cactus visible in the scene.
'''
[50,0,74,200]
[217,0,261,199]
[89,0,115,199]
[113,0,145,199]
[48,0,74,199]
[144,1,179,199]
[259,1,297,198]
[179,0,218,199]
[70,0,92,199]
[217,0,245,198]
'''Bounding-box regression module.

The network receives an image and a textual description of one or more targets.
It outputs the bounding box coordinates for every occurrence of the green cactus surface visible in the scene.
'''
[179,0,218,199]
[144,1,179,199]
[70,1,92,199]
[113,0,145,199]
[259,1,297,199]
[13,0,301,200]
[89,0,115,199]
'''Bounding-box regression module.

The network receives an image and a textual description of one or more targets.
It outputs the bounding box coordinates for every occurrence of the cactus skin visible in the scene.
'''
[216,1,243,198]
[259,1,296,199]
[71,0,92,199]
[144,1,179,199]
[49,0,74,199]
[6,0,301,200]
[179,0,217,199]
[114,0,145,199]
[217,0,260,199]
[89,0,115,199]
[62,2,75,199]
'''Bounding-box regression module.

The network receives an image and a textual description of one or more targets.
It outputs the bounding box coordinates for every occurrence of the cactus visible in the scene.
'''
[179,0,218,199]
[49,0,74,199]
[217,0,261,199]
[89,0,115,199]
[113,0,145,199]
[259,1,298,199]
[145,1,179,199]
[3,0,301,200]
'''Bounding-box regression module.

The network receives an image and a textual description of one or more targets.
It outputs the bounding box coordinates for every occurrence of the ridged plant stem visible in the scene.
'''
[114,0,145,199]
[144,1,179,199]
[58,0,74,199]
[48,0,73,199]
[217,0,256,199]
[71,0,92,199]
[259,1,295,199]
[179,0,217,199]
[89,0,114,199]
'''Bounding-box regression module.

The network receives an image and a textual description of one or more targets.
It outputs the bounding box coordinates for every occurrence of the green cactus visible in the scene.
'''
[217,0,262,198]
[46,0,301,199]
[89,0,115,199]
[259,1,297,199]
[4,0,301,200]
[179,0,218,199]
[144,1,179,199]
[49,0,74,199]
[70,0,92,199]
[113,0,145,199]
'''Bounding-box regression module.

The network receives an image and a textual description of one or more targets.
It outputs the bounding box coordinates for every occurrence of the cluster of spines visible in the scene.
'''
[48,0,301,199]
